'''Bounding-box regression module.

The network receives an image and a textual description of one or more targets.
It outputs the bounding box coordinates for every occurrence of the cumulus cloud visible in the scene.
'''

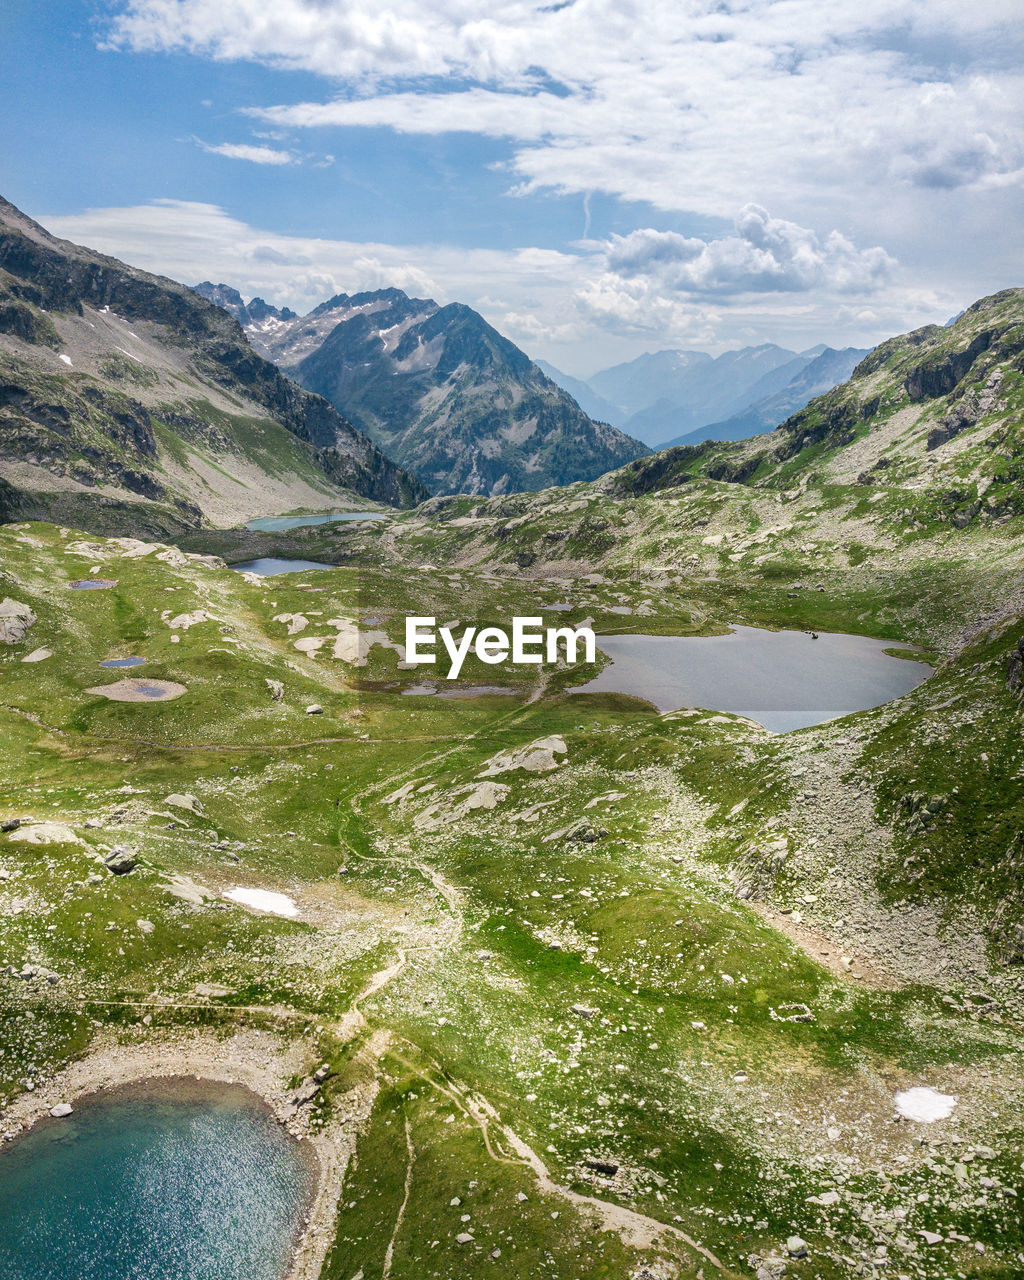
[104,0,1024,221]
[36,198,960,371]
[37,199,577,322]
[195,139,296,164]
[603,206,896,296]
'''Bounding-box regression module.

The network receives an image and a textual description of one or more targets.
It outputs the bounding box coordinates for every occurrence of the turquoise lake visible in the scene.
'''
[0,1079,314,1280]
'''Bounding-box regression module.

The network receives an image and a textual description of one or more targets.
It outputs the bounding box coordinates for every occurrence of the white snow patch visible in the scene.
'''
[223,887,298,917]
[58,354,73,366]
[894,1086,957,1122]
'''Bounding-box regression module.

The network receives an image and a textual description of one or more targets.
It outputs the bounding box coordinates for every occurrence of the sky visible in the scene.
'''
[2,0,1022,375]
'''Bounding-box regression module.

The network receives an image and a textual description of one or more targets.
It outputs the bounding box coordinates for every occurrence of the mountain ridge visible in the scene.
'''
[0,197,426,534]
[198,283,649,497]
[542,341,863,448]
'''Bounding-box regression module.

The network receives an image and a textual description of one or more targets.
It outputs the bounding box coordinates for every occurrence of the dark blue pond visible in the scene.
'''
[0,1079,314,1280]
[231,558,336,575]
[69,579,117,590]
[100,657,147,668]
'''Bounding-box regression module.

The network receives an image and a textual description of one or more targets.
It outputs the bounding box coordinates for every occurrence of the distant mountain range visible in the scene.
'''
[0,197,426,536]
[196,284,648,497]
[662,346,870,447]
[541,342,868,447]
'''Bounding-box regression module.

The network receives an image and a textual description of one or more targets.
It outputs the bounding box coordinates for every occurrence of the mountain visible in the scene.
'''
[605,288,1024,520]
[587,343,802,445]
[534,358,626,427]
[193,281,296,329]
[0,198,426,535]
[226,287,647,496]
[663,345,870,447]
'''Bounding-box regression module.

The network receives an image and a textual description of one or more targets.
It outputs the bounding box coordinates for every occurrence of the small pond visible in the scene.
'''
[244,512,385,531]
[231,558,336,575]
[69,579,117,590]
[100,656,147,668]
[0,1079,314,1280]
[575,624,931,732]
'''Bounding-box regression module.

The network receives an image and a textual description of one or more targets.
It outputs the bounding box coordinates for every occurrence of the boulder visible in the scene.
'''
[49,1102,73,1119]
[291,1077,321,1107]
[165,793,204,815]
[104,845,137,875]
[8,822,81,845]
[786,1236,809,1258]
[0,598,36,645]
[305,704,324,715]
[163,874,212,906]
[265,678,284,701]
[477,735,567,777]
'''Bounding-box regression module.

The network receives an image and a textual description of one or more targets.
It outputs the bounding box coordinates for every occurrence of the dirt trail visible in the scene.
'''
[336,948,410,1043]
[381,1114,416,1280]
[386,1047,730,1274]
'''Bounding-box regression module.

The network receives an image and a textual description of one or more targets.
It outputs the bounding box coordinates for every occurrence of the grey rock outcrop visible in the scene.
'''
[0,598,35,644]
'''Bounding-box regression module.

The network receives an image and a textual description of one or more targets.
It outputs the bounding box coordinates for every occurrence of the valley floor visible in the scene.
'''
[2,504,1024,1280]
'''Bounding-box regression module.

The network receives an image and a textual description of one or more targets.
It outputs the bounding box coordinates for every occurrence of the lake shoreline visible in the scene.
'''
[0,1026,379,1280]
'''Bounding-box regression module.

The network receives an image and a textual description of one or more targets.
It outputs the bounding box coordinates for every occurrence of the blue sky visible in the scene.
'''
[3,0,1022,373]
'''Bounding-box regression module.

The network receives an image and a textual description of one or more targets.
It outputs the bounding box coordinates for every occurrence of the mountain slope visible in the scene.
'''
[664,345,869,447]
[230,287,647,497]
[0,198,426,535]
[604,288,1024,519]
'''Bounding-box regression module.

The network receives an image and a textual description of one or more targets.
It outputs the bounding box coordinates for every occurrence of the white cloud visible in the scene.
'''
[603,206,895,296]
[93,1,1024,367]
[37,197,957,372]
[104,0,1024,224]
[196,139,296,164]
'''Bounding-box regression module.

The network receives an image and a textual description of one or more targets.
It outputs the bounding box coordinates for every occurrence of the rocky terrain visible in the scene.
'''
[0,198,427,537]
[1,289,1024,1280]
[199,284,648,497]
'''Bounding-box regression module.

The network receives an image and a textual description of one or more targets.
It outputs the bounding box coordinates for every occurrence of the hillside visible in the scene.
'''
[0,198,427,536]
[605,287,1024,519]
[207,285,648,497]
